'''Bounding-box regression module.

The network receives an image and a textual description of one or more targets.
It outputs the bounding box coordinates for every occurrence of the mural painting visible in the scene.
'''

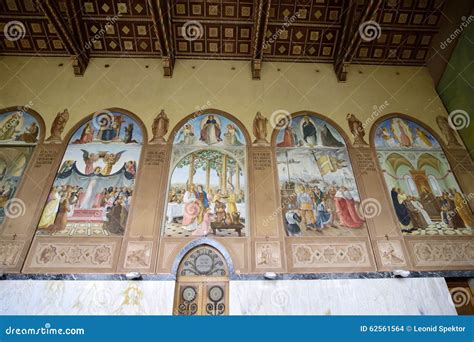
[374,117,473,236]
[36,111,143,237]
[164,114,247,237]
[0,110,40,223]
[275,114,367,237]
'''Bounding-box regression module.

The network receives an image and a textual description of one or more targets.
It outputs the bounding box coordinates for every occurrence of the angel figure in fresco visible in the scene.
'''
[377,127,395,147]
[81,150,100,175]
[73,122,94,144]
[200,115,222,145]
[16,122,39,143]
[320,124,344,147]
[99,151,125,175]
[58,160,75,174]
[0,112,22,141]
[414,127,433,148]
[301,116,318,147]
[223,124,242,146]
[176,124,196,145]
[391,119,413,148]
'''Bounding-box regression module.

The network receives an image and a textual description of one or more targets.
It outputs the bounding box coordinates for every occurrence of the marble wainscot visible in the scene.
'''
[0,277,457,315]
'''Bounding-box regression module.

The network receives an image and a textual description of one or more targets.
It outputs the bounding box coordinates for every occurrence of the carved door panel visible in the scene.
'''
[174,280,228,316]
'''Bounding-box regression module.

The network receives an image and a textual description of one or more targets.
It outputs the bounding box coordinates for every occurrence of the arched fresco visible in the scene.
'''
[373,116,473,236]
[0,109,42,224]
[36,110,144,237]
[164,113,247,237]
[275,113,368,237]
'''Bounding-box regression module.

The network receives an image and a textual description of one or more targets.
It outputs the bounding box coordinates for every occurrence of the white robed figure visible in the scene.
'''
[412,199,433,225]
[200,115,221,145]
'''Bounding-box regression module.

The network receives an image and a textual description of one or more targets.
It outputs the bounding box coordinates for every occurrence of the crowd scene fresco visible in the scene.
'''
[276,115,367,237]
[165,114,246,237]
[375,118,474,236]
[36,112,142,236]
[0,111,39,223]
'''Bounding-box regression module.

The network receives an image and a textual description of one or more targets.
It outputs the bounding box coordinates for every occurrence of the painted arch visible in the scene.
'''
[373,115,473,236]
[0,107,44,224]
[274,112,368,237]
[164,111,248,238]
[36,109,144,237]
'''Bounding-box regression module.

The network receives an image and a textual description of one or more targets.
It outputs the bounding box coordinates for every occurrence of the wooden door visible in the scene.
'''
[173,245,229,316]
[174,278,228,315]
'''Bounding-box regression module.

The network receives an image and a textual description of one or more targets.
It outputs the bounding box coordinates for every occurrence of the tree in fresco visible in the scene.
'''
[176,150,242,193]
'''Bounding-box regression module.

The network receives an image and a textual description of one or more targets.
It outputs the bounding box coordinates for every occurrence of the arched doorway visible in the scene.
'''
[173,245,229,316]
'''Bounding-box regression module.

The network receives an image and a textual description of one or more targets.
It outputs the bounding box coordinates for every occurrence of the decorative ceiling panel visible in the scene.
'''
[0,0,448,65]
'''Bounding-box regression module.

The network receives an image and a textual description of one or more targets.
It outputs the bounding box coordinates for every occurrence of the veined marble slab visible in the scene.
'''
[0,280,175,315]
[0,278,456,315]
[229,278,457,315]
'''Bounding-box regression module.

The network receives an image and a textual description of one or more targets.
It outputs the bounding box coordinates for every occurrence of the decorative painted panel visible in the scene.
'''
[0,110,40,224]
[275,114,369,237]
[165,114,247,238]
[35,111,143,237]
[374,117,473,236]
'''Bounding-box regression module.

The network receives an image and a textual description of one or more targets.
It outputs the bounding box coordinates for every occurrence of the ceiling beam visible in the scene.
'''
[334,0,382,82]
[36,0,89,76]
[251,0,272,80]
[148,0,175,77]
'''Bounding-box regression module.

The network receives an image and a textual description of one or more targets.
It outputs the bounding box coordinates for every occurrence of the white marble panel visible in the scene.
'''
[0,280,175,315]
[229,278,457,315]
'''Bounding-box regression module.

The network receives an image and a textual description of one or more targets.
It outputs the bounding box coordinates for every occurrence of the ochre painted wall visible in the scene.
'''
[0,57,450,144]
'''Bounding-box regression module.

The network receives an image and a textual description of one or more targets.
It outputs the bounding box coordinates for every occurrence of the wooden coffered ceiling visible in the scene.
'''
[0,0,446,80]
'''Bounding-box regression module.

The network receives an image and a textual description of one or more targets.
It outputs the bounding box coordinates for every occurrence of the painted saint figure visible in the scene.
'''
[200,115,221,145]
[301,116,318,147]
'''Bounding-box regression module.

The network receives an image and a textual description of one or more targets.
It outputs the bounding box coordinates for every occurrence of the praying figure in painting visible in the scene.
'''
[284,204,302,236]
[123,124,137,143]
[47,109,69,143]
[16,122,39,143]
[223,124,242,146]
[99,151,125,175]
[0,112,22,141]
[277,124,296,147]
[390,187,410,227]
[74,122,94,144]
[81,150,100,175]
[200,115,221,145]
[321,124,344,147]
[346,113,368,146]
[405,196,428,228]
[301,116,318,147]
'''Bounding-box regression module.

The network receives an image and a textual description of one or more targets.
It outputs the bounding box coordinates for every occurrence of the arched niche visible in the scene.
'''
[35,109,145,237]
[371,114,474,236]
[272,112,368,237]
[172,243,230,316]
[0,107,45,224]
[163,111,248,238]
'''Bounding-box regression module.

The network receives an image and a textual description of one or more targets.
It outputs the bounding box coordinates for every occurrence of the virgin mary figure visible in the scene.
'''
[200,115,221,145]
